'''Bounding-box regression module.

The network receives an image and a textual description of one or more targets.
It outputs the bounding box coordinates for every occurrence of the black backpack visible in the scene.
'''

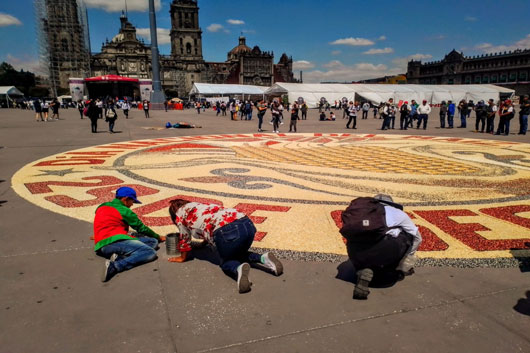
[340,197,396,245]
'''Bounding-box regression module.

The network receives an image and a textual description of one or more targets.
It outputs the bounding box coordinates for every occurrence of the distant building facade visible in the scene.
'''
[35,0,91,95]
[407,49,530,95]
[85,0,297,97]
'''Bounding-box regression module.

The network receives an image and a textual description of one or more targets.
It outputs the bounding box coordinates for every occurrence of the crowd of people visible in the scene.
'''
[25,94,530,137]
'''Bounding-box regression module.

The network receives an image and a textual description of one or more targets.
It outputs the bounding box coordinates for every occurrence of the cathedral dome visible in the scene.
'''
[228,36,251,56]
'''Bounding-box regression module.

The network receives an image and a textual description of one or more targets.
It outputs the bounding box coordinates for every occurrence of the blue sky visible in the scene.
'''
[1,0,529,82]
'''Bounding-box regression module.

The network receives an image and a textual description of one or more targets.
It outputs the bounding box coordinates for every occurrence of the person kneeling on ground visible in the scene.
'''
[339,194,422,299]
[94,187,165,282]
[168,199,283,293]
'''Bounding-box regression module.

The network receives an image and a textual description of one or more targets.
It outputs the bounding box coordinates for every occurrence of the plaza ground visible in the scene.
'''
[0,107,529,353]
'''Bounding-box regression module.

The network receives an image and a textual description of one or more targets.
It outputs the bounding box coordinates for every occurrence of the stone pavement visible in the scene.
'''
[0,107,529,353]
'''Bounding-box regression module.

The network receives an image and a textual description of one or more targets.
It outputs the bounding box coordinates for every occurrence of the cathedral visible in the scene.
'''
[88,0,296,97]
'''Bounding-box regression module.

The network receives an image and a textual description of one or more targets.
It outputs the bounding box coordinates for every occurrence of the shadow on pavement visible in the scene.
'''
[513,291,530,316]
[510,247,530,273]
[335,260,401,289]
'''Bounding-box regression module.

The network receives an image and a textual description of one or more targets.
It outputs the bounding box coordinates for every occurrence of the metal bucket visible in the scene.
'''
[165,233,180,256]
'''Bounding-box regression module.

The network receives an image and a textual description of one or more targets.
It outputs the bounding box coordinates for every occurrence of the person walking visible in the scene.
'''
[87,100,100,133]
[96,99,103,119]
[77,100,85,119]
[439,101,448,128]
[518,95,529,135]
[50,98,60,120]
[289,103,300,132]
[399,101,411,130]
[168,199,283,293]
[256,100,267,132]
[346,101,358,129]
[34,99,44,121]
[42,100,49,121]
[105,99,118,133]
[95,187,165,282]
[122,99,130,119]
[271,101,282,133]
[143,100,150,118]
[416,100,431,129]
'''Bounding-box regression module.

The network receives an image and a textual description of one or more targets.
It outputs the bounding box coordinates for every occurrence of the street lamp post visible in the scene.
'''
[148,0,165,108]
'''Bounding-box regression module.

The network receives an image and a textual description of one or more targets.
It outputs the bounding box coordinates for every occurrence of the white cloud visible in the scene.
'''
[392,53,433,70]
[474,34,530,54]
[464,16,477,22]
[207,23,224,32]
[0,13,22,27]
[227,19,244,25]
[378,35,386,41]
[331,50,341,56]
[363,47,394,55]
[136,28,171,45]
[84,0,161,12]
[330,37,375,46]
[293,60,315,70]
[4,54,44,75]
[303,62,402,83]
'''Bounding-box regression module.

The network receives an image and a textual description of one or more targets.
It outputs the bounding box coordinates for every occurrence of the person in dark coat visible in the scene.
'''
[87,100,100,133]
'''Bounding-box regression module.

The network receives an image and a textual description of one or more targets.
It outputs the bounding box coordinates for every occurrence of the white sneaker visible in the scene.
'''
[237,263,251,293]
[261,252,283,276]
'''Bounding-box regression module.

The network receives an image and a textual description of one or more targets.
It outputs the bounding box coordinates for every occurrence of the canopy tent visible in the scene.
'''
[84,75,139,99]
[266,83,356,107]
[0,86,24,108]
[189,83,268,96]
[84,75,139,83]
[264,83,515,107]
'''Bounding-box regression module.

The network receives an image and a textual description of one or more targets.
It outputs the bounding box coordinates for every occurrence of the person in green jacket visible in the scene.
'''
[94,187,165,282]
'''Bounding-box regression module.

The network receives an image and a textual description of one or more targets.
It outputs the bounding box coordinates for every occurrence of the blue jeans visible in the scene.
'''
[439,113,446,128]
[97,236,158,273]
[460,112,467,127]
[417,114,428,129]
[257,112,264,130]
[213,217,261,275]
[519,114,528,134]
[448,114,454,128]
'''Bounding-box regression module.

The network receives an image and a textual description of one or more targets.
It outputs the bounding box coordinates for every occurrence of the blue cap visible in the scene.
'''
[115,186,142,204]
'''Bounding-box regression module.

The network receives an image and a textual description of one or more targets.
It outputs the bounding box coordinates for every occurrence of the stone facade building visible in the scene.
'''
[407,49,530,95]
[87,0,296,97]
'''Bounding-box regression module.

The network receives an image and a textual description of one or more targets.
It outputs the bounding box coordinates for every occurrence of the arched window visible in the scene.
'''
[186,43,191,54]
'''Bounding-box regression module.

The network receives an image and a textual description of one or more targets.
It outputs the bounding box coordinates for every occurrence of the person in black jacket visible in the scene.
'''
[87,100,99,133]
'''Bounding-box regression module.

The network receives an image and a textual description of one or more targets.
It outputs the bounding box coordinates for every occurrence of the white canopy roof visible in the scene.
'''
[189,83,268,96]
[265,83,514,107]
[0,86,24,96]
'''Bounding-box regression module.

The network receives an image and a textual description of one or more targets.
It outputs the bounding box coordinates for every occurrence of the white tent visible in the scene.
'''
[264,83,515,107]
[189,83,268,96]
[266,83,356,108]
[0,86,24,107]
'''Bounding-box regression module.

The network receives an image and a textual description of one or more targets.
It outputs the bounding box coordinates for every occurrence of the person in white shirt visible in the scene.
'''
[342,194,422,299]
[416,100,432,129]
[361,102,371,119]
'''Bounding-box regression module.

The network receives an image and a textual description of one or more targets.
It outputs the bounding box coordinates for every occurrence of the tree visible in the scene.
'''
[0,62,37,96]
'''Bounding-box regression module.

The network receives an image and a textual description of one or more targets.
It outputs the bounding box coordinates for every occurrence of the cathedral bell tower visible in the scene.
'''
[169,0,203,61]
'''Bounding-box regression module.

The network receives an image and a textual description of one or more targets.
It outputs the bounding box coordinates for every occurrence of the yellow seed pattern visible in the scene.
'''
[232,145,479,175]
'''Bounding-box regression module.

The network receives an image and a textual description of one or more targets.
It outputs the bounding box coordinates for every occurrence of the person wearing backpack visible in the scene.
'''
[340,194,422,300]
[105,99,118,133]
